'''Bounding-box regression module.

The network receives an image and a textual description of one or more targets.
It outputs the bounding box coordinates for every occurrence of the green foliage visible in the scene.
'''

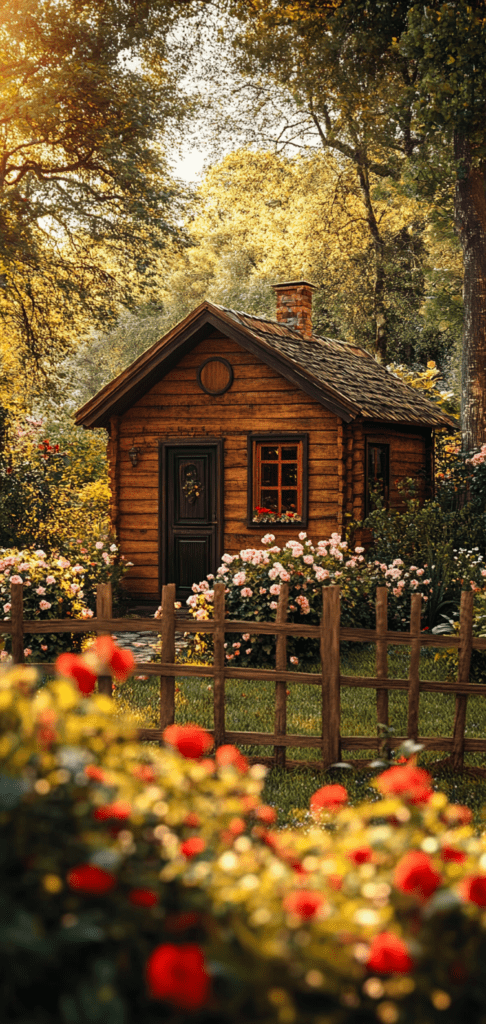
[0,414,110,550]
[0,0,191,368]
[4,661,486,1023]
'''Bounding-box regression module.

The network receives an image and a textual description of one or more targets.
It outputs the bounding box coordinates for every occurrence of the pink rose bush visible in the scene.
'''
[0,539,131,662]
[186,532,486,668]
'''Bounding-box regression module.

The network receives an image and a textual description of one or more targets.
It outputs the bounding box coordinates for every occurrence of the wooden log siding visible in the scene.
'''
[115,333,340,597]
[5,582,486,775]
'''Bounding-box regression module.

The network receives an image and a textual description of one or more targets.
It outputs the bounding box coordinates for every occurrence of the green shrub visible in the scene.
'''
[3,656,486,1023]
[0,414,109,551]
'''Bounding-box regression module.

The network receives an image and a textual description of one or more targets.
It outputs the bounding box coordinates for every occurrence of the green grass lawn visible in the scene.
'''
[114,643,486,827]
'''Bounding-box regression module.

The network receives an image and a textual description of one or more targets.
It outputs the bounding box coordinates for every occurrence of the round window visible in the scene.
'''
[197,357,234,396]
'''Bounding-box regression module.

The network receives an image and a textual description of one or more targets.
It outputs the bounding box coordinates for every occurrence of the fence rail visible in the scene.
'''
[3,582,486,775]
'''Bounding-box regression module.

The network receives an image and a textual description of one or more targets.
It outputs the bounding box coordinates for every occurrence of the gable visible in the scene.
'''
[75,305,359,429]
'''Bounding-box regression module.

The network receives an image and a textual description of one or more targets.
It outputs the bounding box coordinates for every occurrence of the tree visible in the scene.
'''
[0,0,192,371]
[218,0,486,445]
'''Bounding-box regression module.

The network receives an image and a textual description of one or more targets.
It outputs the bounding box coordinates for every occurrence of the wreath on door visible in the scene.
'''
[182,464,203,504]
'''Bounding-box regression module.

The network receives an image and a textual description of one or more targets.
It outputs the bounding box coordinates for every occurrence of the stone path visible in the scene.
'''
[112,629,189,663]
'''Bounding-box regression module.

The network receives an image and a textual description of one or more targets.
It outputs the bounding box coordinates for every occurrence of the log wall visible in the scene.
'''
[107,332,433,599]
[113,333,340,598]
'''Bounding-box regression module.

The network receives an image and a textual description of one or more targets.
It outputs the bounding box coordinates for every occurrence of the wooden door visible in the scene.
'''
[160,441,223,601]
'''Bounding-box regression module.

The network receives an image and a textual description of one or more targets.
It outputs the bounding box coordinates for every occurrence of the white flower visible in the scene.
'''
[95,541,103,550]
[3,603,10,613]
[270,601,278,610]
[269,584,281,596]
[46,575,56,585]
[232,572,246,586]
[261,533,275,545]
[290,656,299,665]
[303,554,314,565]
[279,570,291,582]
[298,532,307,541]
[81,608,94,618]
[110,544,117,552]
[102,552,110,564]
[34,550,46,558]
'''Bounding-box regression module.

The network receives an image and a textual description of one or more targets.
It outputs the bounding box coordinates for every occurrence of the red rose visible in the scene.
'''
[394,851,441,901]
[441,845,467,864]
[129,888,158,907]
[132,764,156,783]
[163,723,213,759]
[459,875,486,906]
[67,864,116,894]
[93,635,135,682]
[348,846,373,865]
[215,744,248,773]
[85,765,107,783]
[93,800,131,821]
[254,804,278,825]
[180,837,206,858]
[146,943,210,1009]
[310,784,348,813]
[443,804,473,826]
[367,932,414,974]
[283,890,326,919]
[184,812,201,827]
[376,764,433,803]
[55,653,97,695]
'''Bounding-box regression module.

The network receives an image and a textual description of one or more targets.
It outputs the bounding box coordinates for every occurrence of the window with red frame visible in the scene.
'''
[252,440,304,521]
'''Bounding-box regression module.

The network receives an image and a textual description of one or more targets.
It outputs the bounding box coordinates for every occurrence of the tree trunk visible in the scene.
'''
[357,162,387,362]
[455,133,486,450]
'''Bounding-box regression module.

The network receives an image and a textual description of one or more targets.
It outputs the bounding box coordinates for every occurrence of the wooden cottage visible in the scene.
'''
[75,282,455,602]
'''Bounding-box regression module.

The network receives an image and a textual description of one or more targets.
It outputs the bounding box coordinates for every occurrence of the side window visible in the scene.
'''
[366,441,390,514]
[248,435,308,526]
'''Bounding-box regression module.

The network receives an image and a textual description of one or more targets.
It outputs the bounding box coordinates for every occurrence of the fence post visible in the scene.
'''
[452,590,474,771]
[96,582,113,696]
[213,582,226,748]
[274,582,289,768]
[407,593,422,741]
[159,583,176,732]
[321,585,341,766]
[376,588,388,747]
[11,582,24,664]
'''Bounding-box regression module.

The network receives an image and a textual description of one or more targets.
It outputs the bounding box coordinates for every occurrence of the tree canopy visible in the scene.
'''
[0,0,192,370]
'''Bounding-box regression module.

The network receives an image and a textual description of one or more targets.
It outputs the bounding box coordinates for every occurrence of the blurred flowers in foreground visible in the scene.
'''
[1,649,486,1023]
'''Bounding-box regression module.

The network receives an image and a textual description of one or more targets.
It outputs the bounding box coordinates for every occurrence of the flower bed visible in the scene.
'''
[186,532,486,668]
[2,648,486,1023]
[0,539,130,662]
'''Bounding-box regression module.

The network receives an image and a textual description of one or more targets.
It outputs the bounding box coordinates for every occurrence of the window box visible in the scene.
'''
[247,433,308,528]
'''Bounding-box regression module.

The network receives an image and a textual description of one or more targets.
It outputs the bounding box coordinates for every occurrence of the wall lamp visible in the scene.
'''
[129,445,141,467]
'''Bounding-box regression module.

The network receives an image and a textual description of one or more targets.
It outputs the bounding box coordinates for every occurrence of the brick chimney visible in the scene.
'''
[272,280,316,339]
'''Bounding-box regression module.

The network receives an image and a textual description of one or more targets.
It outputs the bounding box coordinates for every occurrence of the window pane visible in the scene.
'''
[281,490,298,512]
[261,446,278,460]
[282,463,297,486]
[261,491,278,511]
[282,446,298,460]
[262,463,279,486]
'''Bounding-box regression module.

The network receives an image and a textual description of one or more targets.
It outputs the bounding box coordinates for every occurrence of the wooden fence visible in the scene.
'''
[3,581,486,775]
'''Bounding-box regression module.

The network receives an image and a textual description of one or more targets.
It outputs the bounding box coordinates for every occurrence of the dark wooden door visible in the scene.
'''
[160,441,223,601]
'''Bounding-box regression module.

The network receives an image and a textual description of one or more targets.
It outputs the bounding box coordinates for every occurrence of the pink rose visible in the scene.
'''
[39,600,52,611]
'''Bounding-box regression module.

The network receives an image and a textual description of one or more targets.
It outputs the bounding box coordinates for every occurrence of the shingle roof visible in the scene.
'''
[212,304,455,428]
[75,300,456,429]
